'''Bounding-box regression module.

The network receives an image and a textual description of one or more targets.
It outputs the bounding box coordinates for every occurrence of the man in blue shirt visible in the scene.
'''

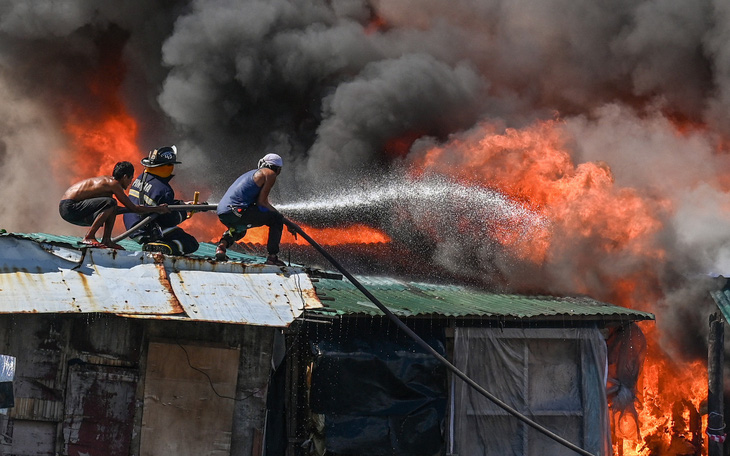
[123,145,199,255]
[215,153,285,265]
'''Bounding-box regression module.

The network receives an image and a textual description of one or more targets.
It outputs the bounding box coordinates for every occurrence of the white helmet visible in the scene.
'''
[258,153,283,169]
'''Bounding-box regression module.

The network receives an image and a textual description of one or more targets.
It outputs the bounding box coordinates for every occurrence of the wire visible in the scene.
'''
[282,216,597,456]
[176,342,260,402]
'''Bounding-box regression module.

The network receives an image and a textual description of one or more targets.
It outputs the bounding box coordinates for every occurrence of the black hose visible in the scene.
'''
[283,216,597,456]
[116,204,219,214]
[111,214,159,243]
[112,204,219,243]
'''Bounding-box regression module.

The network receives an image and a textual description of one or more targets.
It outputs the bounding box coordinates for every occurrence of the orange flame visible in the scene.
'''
[55,33,141,186]
[411,118,708,455]
[412,120,667,270]
[620,332,708,455]
[63,112,139,182]
[182,214,390,246]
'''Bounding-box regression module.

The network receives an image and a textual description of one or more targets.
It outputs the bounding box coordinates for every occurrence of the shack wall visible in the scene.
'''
[0,313,275,456]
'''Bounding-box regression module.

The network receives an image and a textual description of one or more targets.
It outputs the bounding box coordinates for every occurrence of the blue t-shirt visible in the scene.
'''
[217,169,262,215]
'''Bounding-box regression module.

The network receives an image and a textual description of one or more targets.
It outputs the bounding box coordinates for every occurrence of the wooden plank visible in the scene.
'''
[230,326,274,456]
[6,419,56,456]
[708,313,725,456]
[140,342,239,456]
[62,364,138,456]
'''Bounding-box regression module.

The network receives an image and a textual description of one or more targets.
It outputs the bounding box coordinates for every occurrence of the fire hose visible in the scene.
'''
[111,204,597,455]
[282,216,597,456]
[111,204,218,243]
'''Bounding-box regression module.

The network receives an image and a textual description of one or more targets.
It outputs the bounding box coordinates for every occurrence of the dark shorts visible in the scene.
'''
[219,206,284,255]
[59,198,117,227]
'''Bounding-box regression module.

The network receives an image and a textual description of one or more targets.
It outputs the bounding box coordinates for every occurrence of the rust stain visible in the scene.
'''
[302,288,321,303]
[154,261,185,314]
[74,265,99,308]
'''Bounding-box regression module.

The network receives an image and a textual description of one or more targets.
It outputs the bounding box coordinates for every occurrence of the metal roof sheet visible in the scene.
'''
[0,233,322,327]
[19,232,265,263]
[710,288,730,322]
[310,276,655,321]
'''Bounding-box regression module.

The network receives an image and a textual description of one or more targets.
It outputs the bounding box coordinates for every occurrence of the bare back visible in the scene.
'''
[62,176,119,201]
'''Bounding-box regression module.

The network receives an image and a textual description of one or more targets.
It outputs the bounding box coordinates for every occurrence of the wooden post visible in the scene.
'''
[708,313,725,456]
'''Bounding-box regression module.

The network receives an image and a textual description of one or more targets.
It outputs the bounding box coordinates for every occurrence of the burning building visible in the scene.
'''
[1,0,730,455]
[0,232,654,456]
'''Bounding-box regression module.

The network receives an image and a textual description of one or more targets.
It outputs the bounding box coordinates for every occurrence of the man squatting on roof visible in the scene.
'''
[123,145,200,256]
[215,153,286,266]
[59,161,170,249]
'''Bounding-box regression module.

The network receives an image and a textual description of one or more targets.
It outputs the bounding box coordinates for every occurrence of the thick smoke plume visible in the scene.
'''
[2,0,730,365]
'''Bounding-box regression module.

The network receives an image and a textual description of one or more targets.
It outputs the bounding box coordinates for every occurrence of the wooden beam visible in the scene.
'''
[708,313,725,456]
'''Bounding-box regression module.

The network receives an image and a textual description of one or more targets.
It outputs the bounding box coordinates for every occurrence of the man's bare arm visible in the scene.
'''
[256,169,278,211]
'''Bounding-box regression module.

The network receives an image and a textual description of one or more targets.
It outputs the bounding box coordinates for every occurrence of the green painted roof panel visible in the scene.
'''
[19,232,264,263]
[5,232,655,321]
[312,276,655,320]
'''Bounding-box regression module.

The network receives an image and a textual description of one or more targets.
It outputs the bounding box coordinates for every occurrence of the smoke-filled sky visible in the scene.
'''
[2,0,730,359]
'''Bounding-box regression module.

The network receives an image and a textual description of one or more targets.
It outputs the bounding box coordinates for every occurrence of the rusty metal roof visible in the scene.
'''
[309,276,655,322]
[0,233,322,327]
[1,232,655,326]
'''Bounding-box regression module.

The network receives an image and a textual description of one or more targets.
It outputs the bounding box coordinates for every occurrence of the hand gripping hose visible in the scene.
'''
[283,216,597,456]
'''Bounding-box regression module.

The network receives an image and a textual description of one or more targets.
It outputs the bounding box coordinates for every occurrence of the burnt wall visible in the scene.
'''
[0,313,276,456]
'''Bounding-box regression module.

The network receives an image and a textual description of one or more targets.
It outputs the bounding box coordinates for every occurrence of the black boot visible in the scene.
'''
[265,255,286,266]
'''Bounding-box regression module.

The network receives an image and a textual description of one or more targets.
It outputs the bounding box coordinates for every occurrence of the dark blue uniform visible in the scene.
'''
[123,172,198,255]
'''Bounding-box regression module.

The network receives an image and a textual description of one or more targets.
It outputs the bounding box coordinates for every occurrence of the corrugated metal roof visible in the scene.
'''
[20,232,265,263]
[310,276,655,321]
[1,232,655,324]
[0,233,322,327]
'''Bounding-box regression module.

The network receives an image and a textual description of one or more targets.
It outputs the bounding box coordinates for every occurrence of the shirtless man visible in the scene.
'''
[59,161,169,249]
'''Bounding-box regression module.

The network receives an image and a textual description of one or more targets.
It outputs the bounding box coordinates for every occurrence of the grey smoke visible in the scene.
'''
[1,0,730,360]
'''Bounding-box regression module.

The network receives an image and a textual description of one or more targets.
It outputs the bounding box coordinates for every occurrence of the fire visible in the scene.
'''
[622,334,708,456]
[384,130,426,160]
[63,112,139,181]
[410,118,709,455]
[55,32,141,186]
[412,120,667,269]
[53,31,709,455]
[183,214,390,246]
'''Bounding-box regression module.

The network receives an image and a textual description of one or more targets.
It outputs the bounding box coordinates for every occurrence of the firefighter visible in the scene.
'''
[215,153,285,265]
[123,145,199,255]
[59,161,169,249]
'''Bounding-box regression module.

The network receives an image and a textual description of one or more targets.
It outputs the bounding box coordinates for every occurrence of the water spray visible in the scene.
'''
[110,198,593,455]
[278,177,547,236]
[283,215,596,456]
